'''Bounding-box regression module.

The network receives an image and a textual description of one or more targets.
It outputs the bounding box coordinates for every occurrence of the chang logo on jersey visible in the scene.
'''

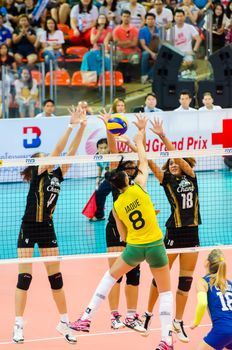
[47,177,61,194]
[23,127,41,148]
[177,176,194,193]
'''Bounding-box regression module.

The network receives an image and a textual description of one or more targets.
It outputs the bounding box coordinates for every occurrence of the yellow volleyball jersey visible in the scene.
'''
[114,184,163,245]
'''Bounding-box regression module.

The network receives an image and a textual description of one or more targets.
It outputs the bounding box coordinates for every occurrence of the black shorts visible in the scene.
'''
[106,222,126,248]
[164,226,199,249]
[14,46,37,58]
[17,221,58,249]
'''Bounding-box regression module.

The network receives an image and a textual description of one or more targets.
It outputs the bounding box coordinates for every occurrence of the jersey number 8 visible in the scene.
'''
[129,210,145,230]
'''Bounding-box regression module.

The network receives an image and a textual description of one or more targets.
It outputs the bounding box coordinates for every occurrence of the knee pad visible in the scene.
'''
[17,273,32,291]
[126,265,140,286]
[178,276,193,293]
[48,272,63,290]
[117,276,123,284]
[152,278,157,287]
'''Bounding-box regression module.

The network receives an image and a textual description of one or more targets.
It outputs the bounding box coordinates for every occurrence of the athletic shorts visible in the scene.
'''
[17,221,58,249]
[164,226,199,249]
[121,239,168,268]
[204,326,232,350]
[14,46,37,57]
[106,222,126,248]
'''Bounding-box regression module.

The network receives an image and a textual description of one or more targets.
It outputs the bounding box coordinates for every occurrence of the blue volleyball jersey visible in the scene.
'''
[203,275,232,327]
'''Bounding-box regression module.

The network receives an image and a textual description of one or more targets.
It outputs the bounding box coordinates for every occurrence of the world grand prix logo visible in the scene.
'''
[23,126,41,148]
[211,119,232,148]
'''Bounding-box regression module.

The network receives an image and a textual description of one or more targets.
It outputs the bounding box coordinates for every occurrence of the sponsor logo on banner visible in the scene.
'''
[160,151,169,157]
[26,158,35,164]
[93,154,103,161]
[23,127,41,148]
[225,148,232,153]
[0,160,2,166]
[212,119,232,148]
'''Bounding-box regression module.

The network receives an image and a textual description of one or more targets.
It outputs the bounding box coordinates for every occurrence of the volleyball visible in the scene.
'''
[106,114,128,136]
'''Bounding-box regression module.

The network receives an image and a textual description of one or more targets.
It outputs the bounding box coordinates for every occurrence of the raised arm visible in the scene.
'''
[38,106,86,175]
[133,130,148,189]
[150,118,195,177]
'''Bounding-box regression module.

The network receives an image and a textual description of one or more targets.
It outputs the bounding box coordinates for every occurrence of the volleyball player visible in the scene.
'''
[13,107,87,344]
[70,129,174,350]
[143,118,201,342]
[191,249,232,350]
[93,111,145,331]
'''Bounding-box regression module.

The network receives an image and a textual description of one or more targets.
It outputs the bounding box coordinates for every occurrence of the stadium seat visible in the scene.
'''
[31,70,42,85]
[98,71,124,87]
[71,71,97,87]
[65,46,88,62]
[45,70,71,86]
[57,24,70,41]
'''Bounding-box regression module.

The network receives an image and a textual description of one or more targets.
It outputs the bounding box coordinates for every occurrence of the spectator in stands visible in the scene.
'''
[225,0,232,45]
[165,0,178,16]
[78,100,93,115]
[12,14,38,66]
[121,0,146,29]
[69,0,98,47]
[149,0,173,30]
[198,92,222,111]
[133,93,162,112]
[224,156,232,171]
[112,97,126,113]
[174,90,196,111]
[139,13,160,84]
[99,0,121,29]
[35,99,56,118]
[179,0,199,26]
[80,14,111,76]
[39,17,64,70]
[0,42,16,70]
[210,4,227,52]
[167,9,201,69]
[113,10,140,65]
[59,1,72,25]
[0,13,11,46]
[4,0,19,29]
[15,67,38,118]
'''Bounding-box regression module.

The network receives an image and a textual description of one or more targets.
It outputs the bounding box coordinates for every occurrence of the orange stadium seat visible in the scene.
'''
[65,46,88,62]
[31,70,42,85]
[57,23,70,41]
[71,71,97,87]
[45,70,71,86]
[98,71,124,87]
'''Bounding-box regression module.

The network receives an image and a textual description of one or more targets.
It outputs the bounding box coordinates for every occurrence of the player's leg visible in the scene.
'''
[196,341,215,350]
[143,253,177,335]
[41,247,77,343]
[146,242,173,350]
[173,252,198,343]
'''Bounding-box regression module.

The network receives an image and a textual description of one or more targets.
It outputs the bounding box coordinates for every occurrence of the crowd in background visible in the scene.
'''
[0,0,232,117]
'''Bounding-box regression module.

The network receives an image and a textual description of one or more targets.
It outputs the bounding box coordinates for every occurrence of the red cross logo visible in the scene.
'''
[212,119,232,148]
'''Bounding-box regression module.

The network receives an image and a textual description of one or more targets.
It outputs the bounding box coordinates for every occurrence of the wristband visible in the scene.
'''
[68,124,74,129]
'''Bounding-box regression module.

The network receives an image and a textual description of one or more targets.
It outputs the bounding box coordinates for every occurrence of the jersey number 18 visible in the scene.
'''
[181,192,193,209]
[217,291,232,311]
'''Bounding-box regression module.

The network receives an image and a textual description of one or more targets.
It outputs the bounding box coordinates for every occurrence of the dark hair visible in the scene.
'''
[96,138,108,147]
[179,89,192,98]
[106,169,127,189]
[103,0,117,12]
[213,4,224,28]
[145,12,156,20]
[121,9,131,16]
[96,14,109,29]
[20,153,42,182]
[19,67,33,90]
[43,98,55,106]
[0,43,9,55]
[162,157,196,172]
[79,0,93,14]
[145,92,157,101]
[203,92,213,98]
[226,0,232,19]
[174,8,185,16]
[45,17,58,40]
[18,14,30,25]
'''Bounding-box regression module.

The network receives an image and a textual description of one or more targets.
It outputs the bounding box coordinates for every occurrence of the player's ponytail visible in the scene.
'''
[106,169,127,190]
[208,249,227,294]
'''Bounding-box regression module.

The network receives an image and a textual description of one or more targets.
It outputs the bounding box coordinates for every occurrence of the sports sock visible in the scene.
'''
[60,313,69,323]
[81,271,117,320]
[15,316,23,327]
[145,311,153,316]
[126,309,136,318]
[159,291,173,344]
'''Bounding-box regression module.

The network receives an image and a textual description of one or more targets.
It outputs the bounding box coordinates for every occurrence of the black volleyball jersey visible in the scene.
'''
[161,172,201,228]
[22,167,64,223]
